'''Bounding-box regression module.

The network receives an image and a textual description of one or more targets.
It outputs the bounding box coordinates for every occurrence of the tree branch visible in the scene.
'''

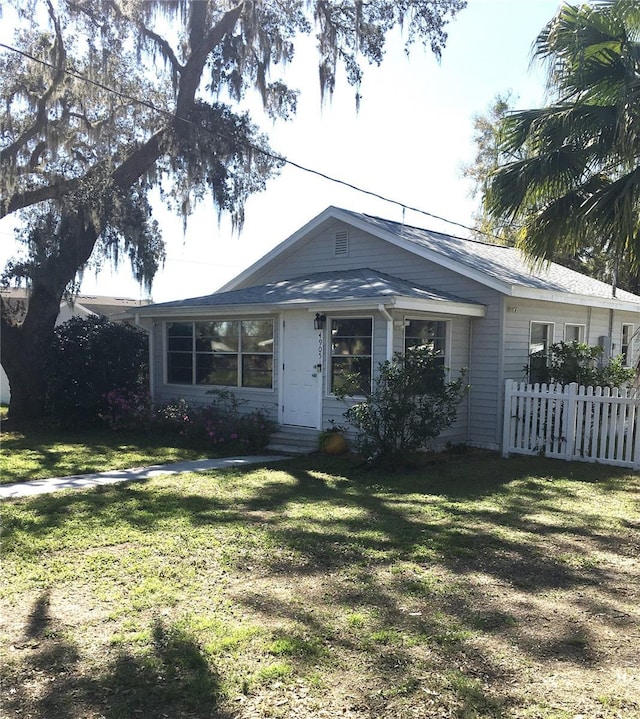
[0,0,66,166]
[176,2,245,112]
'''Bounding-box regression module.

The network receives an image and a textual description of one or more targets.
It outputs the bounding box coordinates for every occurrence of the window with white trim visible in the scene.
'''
[404,319,447,364]
[330,317,372,394]
[564,323,585,343]
[621,323,634,367]
[529,322,554,384]
[166,319,273,388]
[404,318,448,391]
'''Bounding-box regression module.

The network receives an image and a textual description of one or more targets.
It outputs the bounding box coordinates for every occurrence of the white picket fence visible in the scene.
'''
[503,380,640,470]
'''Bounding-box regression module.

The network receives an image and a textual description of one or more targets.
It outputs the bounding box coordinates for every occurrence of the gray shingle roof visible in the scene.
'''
[148,269,481,310]
[340,209,640,303]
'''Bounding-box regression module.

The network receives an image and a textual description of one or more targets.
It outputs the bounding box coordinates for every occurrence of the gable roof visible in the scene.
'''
[140,269,486,317]
[222,206,640,311]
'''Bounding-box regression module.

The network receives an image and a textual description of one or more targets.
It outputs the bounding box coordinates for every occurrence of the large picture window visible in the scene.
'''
[166,319,273,388]
[331,317,372,394]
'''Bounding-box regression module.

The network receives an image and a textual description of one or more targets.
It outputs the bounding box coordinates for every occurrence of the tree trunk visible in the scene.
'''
[1,310,52,422]
[1,214,99,422]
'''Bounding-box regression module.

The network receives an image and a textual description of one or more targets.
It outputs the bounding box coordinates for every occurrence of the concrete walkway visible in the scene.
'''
[0,455,290,500]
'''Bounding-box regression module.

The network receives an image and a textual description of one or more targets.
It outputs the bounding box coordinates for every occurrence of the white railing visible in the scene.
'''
[503,380,640,470]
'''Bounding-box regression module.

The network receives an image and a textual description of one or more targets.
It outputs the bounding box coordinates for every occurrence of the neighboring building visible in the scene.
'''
[134,207,640,451]
[0,290,151,404]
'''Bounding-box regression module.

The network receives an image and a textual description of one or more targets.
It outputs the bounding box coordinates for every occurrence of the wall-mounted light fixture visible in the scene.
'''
[314,312,327,330]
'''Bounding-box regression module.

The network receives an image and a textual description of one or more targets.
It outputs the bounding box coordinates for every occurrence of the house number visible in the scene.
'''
[317,332,323,372]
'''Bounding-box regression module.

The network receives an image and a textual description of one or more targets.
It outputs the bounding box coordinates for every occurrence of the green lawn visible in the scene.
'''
[0,425,225,484]
[1,449,639,719]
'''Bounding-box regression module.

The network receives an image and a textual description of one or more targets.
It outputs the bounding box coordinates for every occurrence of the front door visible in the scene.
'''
[282,311,322,427]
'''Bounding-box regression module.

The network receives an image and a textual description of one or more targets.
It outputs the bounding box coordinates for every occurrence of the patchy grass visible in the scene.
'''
[1,453,639,718]
[0,425,224,484]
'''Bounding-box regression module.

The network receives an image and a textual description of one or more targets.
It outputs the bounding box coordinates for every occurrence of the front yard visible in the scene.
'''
[1,451,639,718]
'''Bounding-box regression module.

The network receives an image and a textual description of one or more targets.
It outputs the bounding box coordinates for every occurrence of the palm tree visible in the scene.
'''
[485,0,640,294]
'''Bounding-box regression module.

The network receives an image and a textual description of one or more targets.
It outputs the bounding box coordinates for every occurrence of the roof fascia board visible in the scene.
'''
[512,286,640,312]
[139,296,486,319]
[394,298,487,317]
[137,305,278,318]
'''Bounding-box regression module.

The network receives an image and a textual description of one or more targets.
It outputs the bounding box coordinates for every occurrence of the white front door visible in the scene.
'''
[282,311,323,427]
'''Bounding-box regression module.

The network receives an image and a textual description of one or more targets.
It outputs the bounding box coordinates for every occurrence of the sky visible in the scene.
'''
[0,0,562,303]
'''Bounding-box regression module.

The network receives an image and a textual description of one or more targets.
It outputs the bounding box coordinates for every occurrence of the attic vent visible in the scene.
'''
[334,230,349,256]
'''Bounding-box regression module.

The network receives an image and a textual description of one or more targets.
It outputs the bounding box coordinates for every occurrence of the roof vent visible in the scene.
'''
[334,230,349,256]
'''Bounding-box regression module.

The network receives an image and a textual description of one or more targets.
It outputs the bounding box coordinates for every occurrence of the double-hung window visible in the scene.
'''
[404,319,447,363]
[621,324,634,367]
[529,322,554,384]
[404,319,447,391]
[330,318,372,394]
[564,324,585,343]
[166,319,273,388]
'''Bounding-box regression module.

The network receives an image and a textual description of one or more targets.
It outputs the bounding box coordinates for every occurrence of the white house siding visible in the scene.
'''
[502,299,639,382]
[236,220,505,449]
[318,308,473,448]
[500,299,639,449]
[149,314,281,424]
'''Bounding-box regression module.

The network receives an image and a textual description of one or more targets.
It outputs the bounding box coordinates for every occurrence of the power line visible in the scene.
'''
[0,40,503,244]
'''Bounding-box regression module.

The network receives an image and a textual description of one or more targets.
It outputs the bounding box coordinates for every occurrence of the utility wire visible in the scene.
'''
[0,40,506,245]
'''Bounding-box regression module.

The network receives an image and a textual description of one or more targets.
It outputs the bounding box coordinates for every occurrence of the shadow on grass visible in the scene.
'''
[3,453,637,717]
[0,425,216,484]
[2,591,230,719]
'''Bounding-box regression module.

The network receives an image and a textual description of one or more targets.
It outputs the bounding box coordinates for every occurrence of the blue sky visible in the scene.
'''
[0,0,561,302]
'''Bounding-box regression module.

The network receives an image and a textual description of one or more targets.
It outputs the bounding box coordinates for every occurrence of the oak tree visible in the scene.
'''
[0,0,466,420]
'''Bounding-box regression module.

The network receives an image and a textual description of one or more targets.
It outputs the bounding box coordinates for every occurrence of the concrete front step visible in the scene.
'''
[267,426,321,455]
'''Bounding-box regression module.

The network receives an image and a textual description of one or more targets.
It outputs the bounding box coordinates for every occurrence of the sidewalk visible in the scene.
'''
[0,455,290,499]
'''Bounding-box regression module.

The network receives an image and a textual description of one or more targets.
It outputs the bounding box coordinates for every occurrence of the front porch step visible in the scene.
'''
[267,426,321,455]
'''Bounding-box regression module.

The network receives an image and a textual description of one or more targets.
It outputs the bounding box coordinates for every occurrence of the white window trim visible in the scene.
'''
[403,316,452,375]
[328,314,374,398]
[621,323,634,367]
[529,321,555,354]
[564,323,586,343]
[164,318,275,391]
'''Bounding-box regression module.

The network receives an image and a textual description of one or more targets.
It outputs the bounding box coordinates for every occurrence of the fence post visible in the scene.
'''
[502,379,514,458]
[564,383,578,462]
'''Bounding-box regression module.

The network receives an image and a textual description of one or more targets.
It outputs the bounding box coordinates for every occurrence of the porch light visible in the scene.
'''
[314,312,327,330]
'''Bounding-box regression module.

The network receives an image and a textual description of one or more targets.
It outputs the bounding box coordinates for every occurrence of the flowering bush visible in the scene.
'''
[152,390,274,453]
[100,387,152,431]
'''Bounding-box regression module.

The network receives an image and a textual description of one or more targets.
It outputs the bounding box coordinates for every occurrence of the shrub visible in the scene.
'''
[45,315,148,427]
[334,347,468,465]
[529,341,635,388]
[100,386,153,431]
[153,390,274,453]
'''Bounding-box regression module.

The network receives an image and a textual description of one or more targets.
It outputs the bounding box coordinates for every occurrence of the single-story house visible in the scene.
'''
[134,206,640,451]
[0,290,151,404]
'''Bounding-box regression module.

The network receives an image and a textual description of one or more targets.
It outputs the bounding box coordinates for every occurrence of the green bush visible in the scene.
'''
[45,315,148,427]
[529,341,635,388]
[100,386,153,431]
[335,347,468,465]
[153,390,275,453]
